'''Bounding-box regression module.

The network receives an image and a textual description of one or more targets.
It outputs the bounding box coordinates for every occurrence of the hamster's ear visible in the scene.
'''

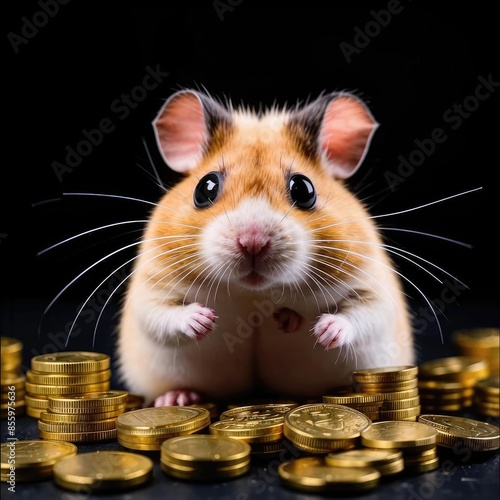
[289,93,379,179]
[153,90,231,173]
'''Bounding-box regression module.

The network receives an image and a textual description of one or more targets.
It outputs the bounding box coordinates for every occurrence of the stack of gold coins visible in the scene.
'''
[211,403,297,457]
[351,366,420,421]
[1,440,77,482]
[39,390,128,443]
[25,352,111,419]
[418,357,489,412]
[473,376,500,417]
[160,435,251,480]
[53,451,153,492]
[361,420,439,473]
[325,448,405,477]
[283,404,372,454]
[322,393,384,421]
[116,406,211,451]
[418,414,500,453]
[1,337,26,418]
[278,456,380,494]
[453,328,499,374]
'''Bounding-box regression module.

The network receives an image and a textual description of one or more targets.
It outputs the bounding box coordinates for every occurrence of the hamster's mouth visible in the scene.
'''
[241,270,267,287]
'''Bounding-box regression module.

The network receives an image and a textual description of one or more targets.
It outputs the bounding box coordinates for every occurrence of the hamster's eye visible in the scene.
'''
[288,174,317,209]
[194,171,223,208]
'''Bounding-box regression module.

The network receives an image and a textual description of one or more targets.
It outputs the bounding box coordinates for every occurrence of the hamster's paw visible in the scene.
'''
[154,390,202,407]
[273,308,303,333]
[181,303,217,340]
[313,314,352,350]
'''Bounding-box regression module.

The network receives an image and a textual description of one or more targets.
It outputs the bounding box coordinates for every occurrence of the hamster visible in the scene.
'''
[116,89,415,406]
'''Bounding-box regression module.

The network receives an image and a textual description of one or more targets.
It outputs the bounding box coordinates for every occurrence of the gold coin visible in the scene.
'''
[380,388,419,401]
[417,414,500,451]
[475,376,500,397]
[209,420,283,444]
[453,328,499,348]
[26,406,46,419]
[352,366,418,383]
[161,434,251,469]
[48,390,128,411]
[418,357,489,382]
[25,394,49,408]
[26,380,110,396]
[278,457,380,493]
[250,440,287,459]
[39,428,117,442]
[26,369,111,386]
[0,373,26,388]
[219,403,297,422]
[325,448,403,468]
[225,398,298,410]
[53,451,153,492]
[31,352,110,374]
[361,421,437,450]
[404,456,440,473]
[378,405,421,420]
[403,447,438,464]
[1,337,23,356]
[117,431,196,446]
[116,406,210,436]
[1,440,77,471]
[118,437,164,451]
[188,402,218,420]
[381,396,421,410]
[354,378,418,393]
[284,404,372,453]
[160,457,250,481]
[322,393,385,405]
[40,408,125,422]
[38,417,117,433]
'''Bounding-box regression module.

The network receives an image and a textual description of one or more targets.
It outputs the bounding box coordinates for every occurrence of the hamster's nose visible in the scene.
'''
[237,233,271,256]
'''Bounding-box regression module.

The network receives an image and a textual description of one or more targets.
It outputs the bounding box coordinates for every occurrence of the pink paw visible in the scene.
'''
[182,303,217,340]
[273,308,303,333]
[313,314,352,350]
[154,390,202,407]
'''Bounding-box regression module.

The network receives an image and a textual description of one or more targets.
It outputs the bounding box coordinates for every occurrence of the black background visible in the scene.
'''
[2,2,499,355]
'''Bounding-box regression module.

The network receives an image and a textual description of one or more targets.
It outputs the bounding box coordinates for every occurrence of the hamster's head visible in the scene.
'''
[143,90,379,296]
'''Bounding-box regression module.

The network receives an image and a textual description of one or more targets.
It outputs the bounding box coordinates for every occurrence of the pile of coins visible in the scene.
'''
[1,337,26,418]
[1,440,77,482]
[278,456,381,494]
[210,403,297,457]
[418,356,489,413]
[161,435,251,480]
[453,328,499,374]
[116,406,211,451]
[360,420,439,474]
[283,404,371,453]
[53,450,153,492]
[38,390,128,443]
[324,365,420,421]
[25,352,112,418]
[473,377,499,417]
[325,448,404,477]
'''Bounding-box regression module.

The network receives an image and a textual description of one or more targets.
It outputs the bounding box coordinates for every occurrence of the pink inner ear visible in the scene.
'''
[319,95,378,179]
[154,92,207,172]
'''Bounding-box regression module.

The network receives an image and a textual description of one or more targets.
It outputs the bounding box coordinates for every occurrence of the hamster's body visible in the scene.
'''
[117,90,414,406]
